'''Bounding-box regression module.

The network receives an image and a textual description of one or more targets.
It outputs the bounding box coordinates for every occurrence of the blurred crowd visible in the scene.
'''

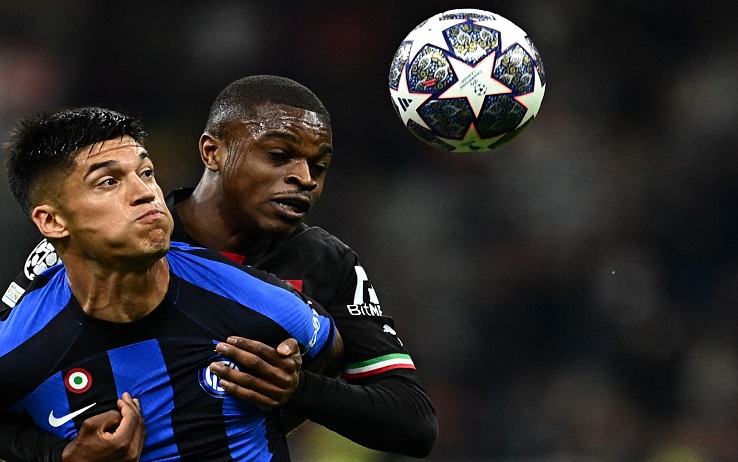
[1,1,737,461]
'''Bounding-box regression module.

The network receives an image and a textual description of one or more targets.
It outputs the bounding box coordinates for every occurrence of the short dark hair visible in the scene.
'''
[205,75,330,137]
[4,107,147,216]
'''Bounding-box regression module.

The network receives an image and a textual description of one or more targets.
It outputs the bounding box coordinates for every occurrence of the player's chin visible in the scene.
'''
[144,230,171,255]
[263,217,301,237]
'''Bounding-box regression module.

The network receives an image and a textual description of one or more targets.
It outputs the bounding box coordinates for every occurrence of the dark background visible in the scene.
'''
[1,1,738,461]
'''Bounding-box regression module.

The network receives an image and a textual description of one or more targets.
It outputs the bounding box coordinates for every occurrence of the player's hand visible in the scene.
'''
[61,392,146,462]
[211,337,302,410]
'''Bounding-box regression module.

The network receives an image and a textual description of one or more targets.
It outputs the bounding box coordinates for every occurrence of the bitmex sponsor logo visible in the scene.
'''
[347,266,383,316]
[348,302,383,316]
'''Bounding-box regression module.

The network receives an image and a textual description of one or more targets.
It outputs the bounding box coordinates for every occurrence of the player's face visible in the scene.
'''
[51,136,173,262]
[221,102,333,237]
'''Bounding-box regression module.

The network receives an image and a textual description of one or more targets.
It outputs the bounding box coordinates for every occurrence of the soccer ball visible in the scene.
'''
[389,9,546,152]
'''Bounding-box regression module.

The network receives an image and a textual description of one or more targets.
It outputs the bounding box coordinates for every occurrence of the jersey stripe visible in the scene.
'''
[158,338,234,461]
[108,341,179,461]
[64,356,117,434]
[341,353,416,380]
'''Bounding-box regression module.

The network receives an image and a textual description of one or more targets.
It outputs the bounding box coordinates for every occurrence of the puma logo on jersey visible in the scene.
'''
[383,324,403,346]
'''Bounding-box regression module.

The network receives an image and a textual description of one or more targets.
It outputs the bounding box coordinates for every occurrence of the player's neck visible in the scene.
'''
[65,256,170,322]
[177,192,265,255]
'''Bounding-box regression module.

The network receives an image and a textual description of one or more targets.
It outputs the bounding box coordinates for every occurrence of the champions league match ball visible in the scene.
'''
[389,8,546,152]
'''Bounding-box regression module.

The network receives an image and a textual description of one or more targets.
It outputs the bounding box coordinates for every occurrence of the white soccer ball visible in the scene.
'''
[389,9,546,152]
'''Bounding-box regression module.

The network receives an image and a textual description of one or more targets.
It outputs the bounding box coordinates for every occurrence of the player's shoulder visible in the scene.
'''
[1,264,71,346]
[166,241,251,274]
[290,223,358,261]
[167,241,295,292]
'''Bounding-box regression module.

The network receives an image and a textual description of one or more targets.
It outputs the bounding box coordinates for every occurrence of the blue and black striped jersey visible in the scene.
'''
[0,241,335,461]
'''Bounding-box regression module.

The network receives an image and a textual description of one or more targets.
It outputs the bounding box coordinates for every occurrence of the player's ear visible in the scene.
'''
[199,132,224,172]
[31,204,70,240]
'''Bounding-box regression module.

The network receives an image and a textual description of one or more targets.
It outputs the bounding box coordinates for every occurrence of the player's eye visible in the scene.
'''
[311,163,329,174]
[98,177,117,187]
[268,150,291,162]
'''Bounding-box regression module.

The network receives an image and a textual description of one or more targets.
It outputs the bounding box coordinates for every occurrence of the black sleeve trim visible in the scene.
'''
[285,371,438,458]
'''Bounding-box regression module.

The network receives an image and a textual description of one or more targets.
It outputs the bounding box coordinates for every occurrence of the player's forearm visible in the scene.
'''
[0,423,67,462]
[285,371,438,458]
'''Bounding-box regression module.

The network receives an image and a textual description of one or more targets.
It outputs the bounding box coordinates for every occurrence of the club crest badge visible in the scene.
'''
[199,359,241,398]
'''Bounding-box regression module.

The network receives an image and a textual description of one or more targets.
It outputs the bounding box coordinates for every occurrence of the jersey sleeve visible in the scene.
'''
[166,244,336,361]
[3,238,59,309]
[326,252,417,382]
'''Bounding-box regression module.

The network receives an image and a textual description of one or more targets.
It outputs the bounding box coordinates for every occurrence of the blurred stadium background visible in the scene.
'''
[1,1,737,461]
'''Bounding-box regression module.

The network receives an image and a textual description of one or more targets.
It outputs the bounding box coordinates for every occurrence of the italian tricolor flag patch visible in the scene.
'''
[342,353,415,380]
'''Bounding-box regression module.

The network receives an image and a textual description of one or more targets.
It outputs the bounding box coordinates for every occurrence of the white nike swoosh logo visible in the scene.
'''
[48,402,97,427]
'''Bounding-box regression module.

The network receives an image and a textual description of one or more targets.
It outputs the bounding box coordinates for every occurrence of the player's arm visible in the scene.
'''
[282,344,437,457]
[214,265,437,458]
[285,258,438,457]
[214,331,436,457]
[0,238,69,462]
[210,289,344,413]
[211,328,343,413]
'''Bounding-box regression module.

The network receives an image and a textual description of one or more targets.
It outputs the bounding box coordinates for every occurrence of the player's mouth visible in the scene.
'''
[137,209,166,223]
[272,196,311,219]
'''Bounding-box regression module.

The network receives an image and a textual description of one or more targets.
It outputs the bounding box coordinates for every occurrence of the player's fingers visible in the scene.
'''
[209,361,285,394]
[113,397,142,436]
[217,337,286,366]
[215,339,302,379]
[216,373,286,410]
[78,409,123,435]
[119,392,143,417]
[210,363,297,408]
[111,394,147,459]
[211,349,300,391]
[276,338,300,357]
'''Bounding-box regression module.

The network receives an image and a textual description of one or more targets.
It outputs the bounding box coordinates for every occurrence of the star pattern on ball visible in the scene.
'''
[514,65,546,126]
[440,51,512,117]
[406,17,466,59]
[440,123,506,152]
[389,65,433,130]
[476,17,536,57]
